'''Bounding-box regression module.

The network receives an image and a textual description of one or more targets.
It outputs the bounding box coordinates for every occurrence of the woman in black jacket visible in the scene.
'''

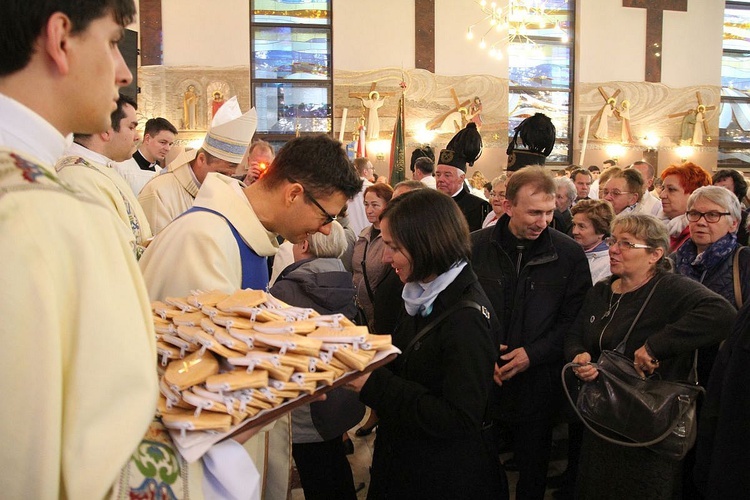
[347,189,505,499]
[565,214,736,499]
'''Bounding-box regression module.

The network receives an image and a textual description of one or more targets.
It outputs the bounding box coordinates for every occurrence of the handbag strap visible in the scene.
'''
[733,247,743,310]
[401,300,485,360]
[614,275,665,353]
[360,239,376,305]
[561,362,703,449]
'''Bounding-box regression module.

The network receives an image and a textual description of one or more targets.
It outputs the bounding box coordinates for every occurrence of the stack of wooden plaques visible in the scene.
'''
[151,289,394,437]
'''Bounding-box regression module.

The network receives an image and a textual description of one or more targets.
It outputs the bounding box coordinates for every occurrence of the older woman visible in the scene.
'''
[351,183,394,331]
[600,167,646,215]
[659,162,713,252]
[347,189,504,499]
[482,175,507,228]
[670,184,750,402]
[270,221,364,499]
[552,176,576,233]
[565,214,735,499]
[570,199,615,284]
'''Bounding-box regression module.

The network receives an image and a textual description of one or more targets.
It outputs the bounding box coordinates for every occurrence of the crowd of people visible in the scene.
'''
[2,2,750,499]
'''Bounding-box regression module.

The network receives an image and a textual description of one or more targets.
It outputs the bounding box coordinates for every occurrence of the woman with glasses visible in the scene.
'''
[564,214,735,499]
[659,162,713,252]
[482,175,507,228]
[670,185,750,417]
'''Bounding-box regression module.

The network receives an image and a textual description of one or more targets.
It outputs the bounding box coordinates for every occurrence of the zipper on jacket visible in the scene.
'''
[516,245,524,276]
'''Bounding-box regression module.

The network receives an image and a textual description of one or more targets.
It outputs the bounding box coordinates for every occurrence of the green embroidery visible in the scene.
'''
[131,440,181,484]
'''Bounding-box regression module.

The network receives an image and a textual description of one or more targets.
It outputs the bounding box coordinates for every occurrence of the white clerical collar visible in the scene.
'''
[0,92,70,167]
[65,141,113,167]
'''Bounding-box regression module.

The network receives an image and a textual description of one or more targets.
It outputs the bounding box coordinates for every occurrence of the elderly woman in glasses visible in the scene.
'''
[482,175,507,228]
[564,214,735,499]
[659,162,713,252]
[600,167,646,216]
[670,185,750,396]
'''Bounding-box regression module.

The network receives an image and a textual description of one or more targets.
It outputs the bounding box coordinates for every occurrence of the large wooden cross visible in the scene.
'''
[623,0,688,83]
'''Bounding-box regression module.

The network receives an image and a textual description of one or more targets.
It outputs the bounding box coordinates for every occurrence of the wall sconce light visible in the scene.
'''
[675,145,694,163]
[606,144,626,162]
[641,133,660,151]
[413,127,436,145]
[369,140,391,161]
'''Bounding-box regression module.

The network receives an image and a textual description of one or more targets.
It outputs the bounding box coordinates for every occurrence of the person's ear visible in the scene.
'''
[99,130,113,142]
[44,13,74,75]
[286,181,304,206]
[300,239,309,253]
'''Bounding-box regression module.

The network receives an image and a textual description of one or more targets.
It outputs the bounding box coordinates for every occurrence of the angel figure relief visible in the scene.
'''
[616,100,634,143]
[594,97,616,140]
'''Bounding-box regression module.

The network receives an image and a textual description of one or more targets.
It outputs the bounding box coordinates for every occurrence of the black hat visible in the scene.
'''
[410,145,434,172]
[506,113,556,172]
[438,122,482,172]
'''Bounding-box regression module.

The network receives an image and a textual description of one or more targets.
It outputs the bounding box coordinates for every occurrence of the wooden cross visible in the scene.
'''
[668,91,716,142]
[622,0,688,83]
[579,87,621,138]
[425,88,471,131]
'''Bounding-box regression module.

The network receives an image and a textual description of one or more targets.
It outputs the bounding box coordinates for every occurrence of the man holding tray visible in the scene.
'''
[140,134,362,498]
[0,1,157,498]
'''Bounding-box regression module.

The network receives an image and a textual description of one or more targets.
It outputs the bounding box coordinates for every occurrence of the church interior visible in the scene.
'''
[127,0,747,181]
[118,2,749,497]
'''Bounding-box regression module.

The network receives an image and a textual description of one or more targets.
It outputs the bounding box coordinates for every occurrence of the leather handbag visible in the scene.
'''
[562,277,704,460]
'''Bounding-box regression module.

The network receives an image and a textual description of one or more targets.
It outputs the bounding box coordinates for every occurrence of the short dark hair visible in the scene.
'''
[0,0,136,77]
[713,169,748,201]
[144,117,177,137]
[111,93,137,132]
[571,168,592,182]
[73,92,136,141]
[414,157,434,175]
[588,165,601,173]
[262,134,362,199]
[410,145,434,172]
[380,189,471,282]
[570,199,615,236]
[353,157,372,176]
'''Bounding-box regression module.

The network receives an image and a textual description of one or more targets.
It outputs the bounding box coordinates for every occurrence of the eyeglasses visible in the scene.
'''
[605,237,652,250]
[686,210,731,223]
[489,191,506,199]
[600,189,634,197]
[289,178,337,226]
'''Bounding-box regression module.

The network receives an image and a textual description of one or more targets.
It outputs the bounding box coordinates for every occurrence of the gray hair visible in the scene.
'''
[307,220,347,258]
[555,176,577,205]
[688,185,742,226]
[491,175,507,189]
[611,214,672,273]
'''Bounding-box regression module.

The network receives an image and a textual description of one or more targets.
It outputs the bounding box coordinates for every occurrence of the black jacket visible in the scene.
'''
[453,184,490,232]
[360,265,504,499]
[471,215,592,420]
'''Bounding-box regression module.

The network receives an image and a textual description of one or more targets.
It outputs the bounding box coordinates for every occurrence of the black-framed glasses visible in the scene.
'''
[686,210,731,223]
[605,237,652,250]
[289,178,337,226]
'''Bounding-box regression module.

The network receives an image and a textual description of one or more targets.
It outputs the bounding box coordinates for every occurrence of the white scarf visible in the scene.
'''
[402,260,468,317]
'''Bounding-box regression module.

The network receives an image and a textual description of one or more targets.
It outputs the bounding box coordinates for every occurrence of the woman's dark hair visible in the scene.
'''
[380,189,471,282]
[713,169,748,201]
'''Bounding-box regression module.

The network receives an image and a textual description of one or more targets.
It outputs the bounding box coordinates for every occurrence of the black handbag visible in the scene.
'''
[562,278,704,460]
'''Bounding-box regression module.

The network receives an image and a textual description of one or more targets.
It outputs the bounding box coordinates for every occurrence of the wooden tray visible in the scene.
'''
[170,348,399,462]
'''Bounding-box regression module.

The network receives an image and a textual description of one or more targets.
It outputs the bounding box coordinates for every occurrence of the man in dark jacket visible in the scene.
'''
[471,166,592,499]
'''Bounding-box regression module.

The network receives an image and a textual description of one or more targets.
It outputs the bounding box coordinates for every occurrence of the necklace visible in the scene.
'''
[602,292,622,319]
